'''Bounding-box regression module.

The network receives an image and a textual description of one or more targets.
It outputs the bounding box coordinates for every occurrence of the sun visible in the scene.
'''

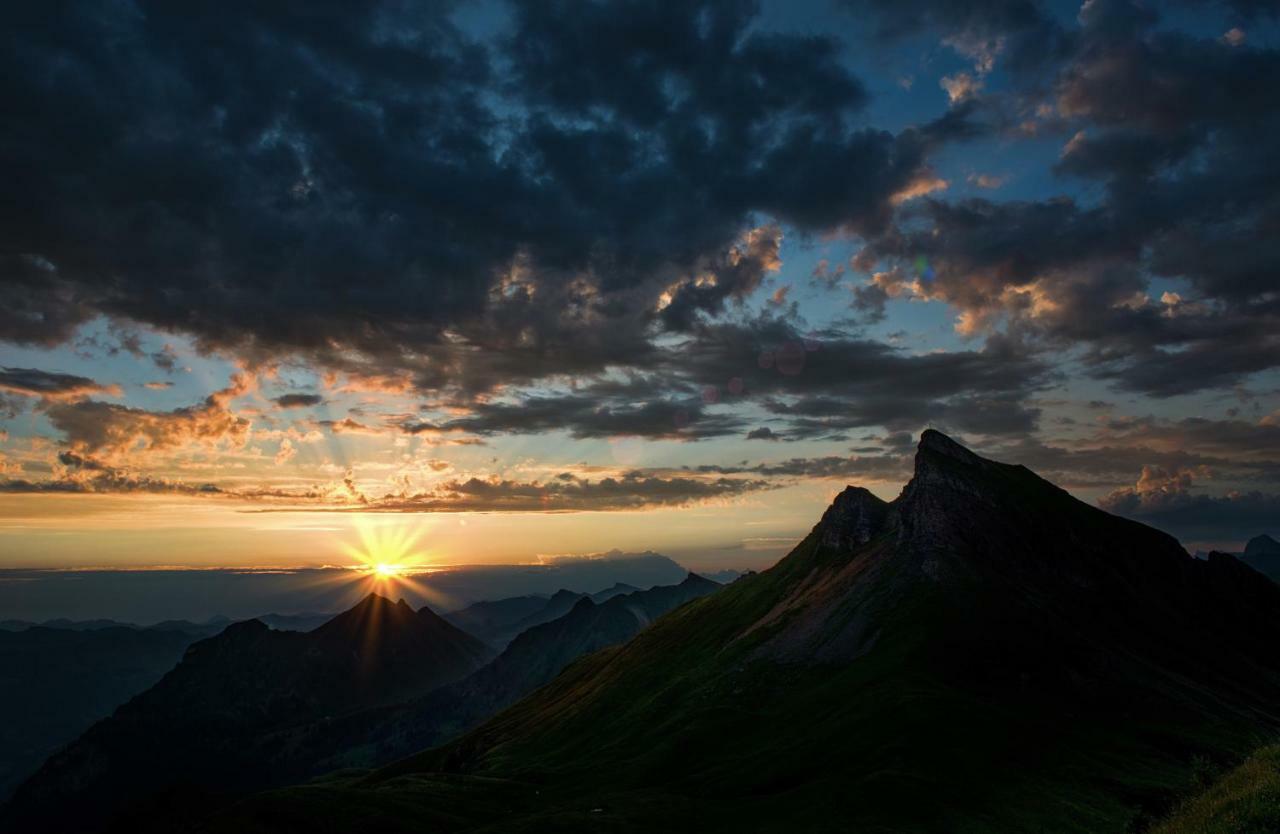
[339,517,435,584]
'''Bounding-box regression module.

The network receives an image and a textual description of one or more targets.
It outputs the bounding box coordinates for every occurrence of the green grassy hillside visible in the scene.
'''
[1151,745,1280,834]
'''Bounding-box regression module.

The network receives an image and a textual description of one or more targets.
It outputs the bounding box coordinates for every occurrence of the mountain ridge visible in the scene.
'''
[218,429,1280,833]
[2,593,491,833]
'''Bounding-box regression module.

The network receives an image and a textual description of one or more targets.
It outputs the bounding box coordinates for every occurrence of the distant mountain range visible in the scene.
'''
[0,551,692,626]
[0,611,333,803]
[2,573,722,833]
[303,572,723,773]
[0,626,193,803]
[3,596,491,832]
[0,612,334,635]
[190,431,1280,833]
[441,580,649,649]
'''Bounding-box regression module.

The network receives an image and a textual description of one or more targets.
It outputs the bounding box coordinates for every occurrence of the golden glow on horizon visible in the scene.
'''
[339,516,437,588]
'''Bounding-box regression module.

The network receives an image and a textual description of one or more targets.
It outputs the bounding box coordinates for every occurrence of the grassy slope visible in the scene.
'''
[1151,745,1280,834]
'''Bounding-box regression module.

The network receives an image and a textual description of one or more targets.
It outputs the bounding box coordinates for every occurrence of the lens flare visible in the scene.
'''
[340,517,433,583]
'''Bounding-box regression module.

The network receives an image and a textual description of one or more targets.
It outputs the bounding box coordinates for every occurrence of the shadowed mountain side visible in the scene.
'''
[2,595,491,834]
[207,431,1280,833]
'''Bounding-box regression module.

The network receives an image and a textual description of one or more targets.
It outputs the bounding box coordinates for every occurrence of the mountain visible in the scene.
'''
[590,582,640,602]
[465,588,592,649]
[1241,534,1280,582]
[344,573,722,766]
[442,594,551,646]
[215,573,725,782]
[2,594,490,833]
[1244,534,1280,557]
[0,627,194,802]
[209,431,1280,833]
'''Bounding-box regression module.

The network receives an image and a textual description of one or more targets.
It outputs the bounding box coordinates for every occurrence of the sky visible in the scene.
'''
[2,0,1279,577]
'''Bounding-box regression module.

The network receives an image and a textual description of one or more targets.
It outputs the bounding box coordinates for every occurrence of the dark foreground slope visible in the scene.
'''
[3,594,490,833]
[210,431,1280,833]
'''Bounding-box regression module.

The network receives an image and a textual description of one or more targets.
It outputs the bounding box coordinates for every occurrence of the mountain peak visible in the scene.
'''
[816,486,890,551]
[679,571,719,591]
[1245,534,1280,557]
[916,429,981,467]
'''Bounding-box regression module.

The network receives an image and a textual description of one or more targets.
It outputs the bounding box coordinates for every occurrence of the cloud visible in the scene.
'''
[362,471,774,513]
[0,367,120,401]
[847,0,1280,396]
[1100,465,1280,541]
[272,393,324,409]
[0,0,954,407]
[415,393,747,441]
[747,427,781,441]
[940,73,982,104]
[0,451,222,496]
[42,372,253,460]
[274,438,296,465]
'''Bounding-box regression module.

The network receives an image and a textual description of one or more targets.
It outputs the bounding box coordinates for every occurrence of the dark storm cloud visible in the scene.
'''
[272,394,324,409]
[1,0,950,402]
[851,0,1280,396]
[665,320,1051,437]
[695,453,910,481]
[406,394,747,441]
[395,317,1051,443]
[840,0,1072,73]
[362,471,774,513]
[0,367,119,400]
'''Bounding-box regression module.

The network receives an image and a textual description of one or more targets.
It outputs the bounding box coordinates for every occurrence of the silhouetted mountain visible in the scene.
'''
[208,431,1280,833]
[329,572,722,767]
[590,581,640,602]
[3,594,490,833]
[1240,534,1280,582]
[472,588,591,649]
[203,573,725,784]
[1244,533,1280,557]
[0,627,194,802]
[441,580,681,651]
[441,594,550,646]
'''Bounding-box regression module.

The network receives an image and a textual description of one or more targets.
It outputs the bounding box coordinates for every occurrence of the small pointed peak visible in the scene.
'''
[570,595,596,613]
[681,571,715,587]
[816,486,890,551]
[917,429,980,465]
